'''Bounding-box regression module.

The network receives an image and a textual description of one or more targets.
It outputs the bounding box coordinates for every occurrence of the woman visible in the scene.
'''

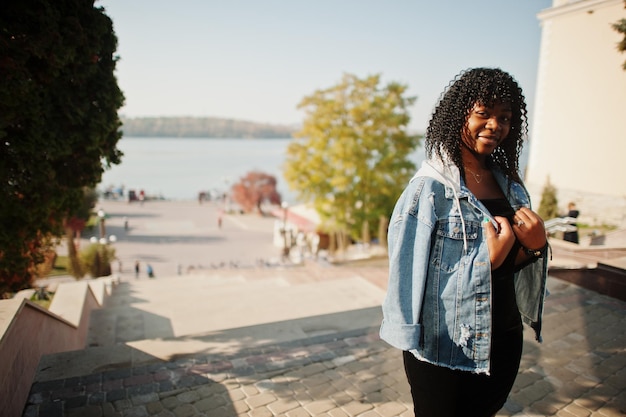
[563,202,580,244]
[380,68,549,417]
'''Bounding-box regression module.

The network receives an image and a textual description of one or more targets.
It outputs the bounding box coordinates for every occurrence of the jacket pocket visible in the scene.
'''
[433,218,479,272]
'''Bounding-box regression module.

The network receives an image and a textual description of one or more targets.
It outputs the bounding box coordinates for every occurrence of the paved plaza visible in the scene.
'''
[23,201,626,416]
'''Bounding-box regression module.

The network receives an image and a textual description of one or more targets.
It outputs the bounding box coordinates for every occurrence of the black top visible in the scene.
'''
[481,198,522,333]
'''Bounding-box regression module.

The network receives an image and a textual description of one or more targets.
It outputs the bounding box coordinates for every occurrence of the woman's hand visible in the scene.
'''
[483,216,516,270]
[512,207,547,251]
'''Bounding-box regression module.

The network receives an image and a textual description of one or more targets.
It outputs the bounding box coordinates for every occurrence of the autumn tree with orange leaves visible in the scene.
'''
[230,171,282,215]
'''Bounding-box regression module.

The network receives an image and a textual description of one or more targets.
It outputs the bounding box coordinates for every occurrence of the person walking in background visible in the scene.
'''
[563,202,580,244]
[134,261,140,279]
[147,264,154,278]
[380,68,549,417]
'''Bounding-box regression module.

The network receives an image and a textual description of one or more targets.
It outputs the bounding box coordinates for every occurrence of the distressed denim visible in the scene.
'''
[380,161,548,374]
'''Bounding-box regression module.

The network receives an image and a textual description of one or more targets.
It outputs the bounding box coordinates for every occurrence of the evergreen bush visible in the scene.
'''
[77,243,116,278]
[538,178,559,220]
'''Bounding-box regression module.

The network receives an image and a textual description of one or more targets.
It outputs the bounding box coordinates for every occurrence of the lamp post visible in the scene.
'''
[281,201,289,259]
[97,209,106,239]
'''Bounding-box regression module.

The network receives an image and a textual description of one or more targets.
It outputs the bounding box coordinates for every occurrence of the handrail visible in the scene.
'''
[0,276,117,417]
[545,216,578,233]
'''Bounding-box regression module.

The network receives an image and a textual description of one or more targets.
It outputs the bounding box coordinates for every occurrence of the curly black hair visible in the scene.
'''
[425,67,528,183]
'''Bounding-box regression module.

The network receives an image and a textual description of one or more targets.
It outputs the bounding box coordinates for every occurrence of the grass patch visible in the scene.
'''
[86,214,99,229]
[48,255,69,277]
[578,223,617,236]
[29,287,54,310]
[30,296,52,310]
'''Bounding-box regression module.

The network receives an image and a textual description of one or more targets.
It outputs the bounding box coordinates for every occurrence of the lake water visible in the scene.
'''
[100,137,426,202]
[100,137,295,201]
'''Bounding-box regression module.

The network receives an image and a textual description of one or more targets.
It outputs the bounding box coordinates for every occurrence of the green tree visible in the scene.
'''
[284,73,419,251]
[538,178,559,221]
[0,0,124,293]
[612,2,626,70]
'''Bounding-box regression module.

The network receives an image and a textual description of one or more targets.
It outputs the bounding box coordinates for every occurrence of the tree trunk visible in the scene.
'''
[361,220,370,244]
[337,230,349,252]
[329,232,336,254]
[66,227,84,278]
[378,215,389,250]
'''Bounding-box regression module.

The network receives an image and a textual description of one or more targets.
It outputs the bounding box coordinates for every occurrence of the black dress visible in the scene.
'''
[403,198,523,417]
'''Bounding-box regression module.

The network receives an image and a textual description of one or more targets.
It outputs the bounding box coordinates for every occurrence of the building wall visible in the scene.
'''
[526,0,626,227]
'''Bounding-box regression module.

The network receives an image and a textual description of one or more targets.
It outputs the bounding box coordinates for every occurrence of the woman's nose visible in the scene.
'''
[486,117,500,131]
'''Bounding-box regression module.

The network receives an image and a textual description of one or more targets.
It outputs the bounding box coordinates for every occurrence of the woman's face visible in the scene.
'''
[461,101,512,156]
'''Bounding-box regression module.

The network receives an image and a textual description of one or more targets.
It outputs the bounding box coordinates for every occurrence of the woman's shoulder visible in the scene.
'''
[507,179,531,206]
[395,176,446,207]
[404,175,449,193]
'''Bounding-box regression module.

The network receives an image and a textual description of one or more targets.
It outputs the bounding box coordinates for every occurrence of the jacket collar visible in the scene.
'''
[412,157,530,208]
[411,158,461,194]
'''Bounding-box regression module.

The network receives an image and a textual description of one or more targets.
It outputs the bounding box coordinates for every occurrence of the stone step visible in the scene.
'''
[33,270,386,385]
[87,273,385,346]
[33,306,382,384]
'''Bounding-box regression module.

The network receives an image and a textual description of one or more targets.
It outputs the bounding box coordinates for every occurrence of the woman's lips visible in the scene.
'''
[478,135,499,145]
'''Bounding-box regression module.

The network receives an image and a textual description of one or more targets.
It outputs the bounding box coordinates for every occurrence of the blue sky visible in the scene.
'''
[98,0,552,132]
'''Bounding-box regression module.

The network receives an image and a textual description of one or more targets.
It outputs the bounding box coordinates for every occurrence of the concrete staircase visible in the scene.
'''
[24,263,389,416]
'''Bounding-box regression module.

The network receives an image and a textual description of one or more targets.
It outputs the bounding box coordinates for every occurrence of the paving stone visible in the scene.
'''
[561,403,593,416]
[248,406,275,417]
[328,408,350,417]
[175,390,200,404]
[145,401,164,414]
[67,405,103,417]
[171,403,196,417]
[106,388,128,403]
[160,395,181,410]
[341,400,374,416]
[376,401,409,417]
[266,398,300,415]
[101,402,120,417]
[113,398,133,411]
[285,408,313,417]
[193,394,227,411]
[120,406,148,417]
[231,399,251,414]
[131,392,159,406]
[303,399,336,414]
[246,392,278,408]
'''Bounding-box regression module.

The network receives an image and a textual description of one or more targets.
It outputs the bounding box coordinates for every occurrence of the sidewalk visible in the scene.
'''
[23,271,626,417]
[80,200,284,279]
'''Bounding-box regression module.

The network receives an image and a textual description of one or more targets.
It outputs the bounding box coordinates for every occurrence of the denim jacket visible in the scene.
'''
[380,159,548,374]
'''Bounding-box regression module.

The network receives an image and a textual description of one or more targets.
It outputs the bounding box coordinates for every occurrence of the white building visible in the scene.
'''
[525,0,626,227]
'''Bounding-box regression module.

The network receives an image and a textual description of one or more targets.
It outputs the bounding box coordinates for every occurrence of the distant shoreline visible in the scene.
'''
[120,116,297,139]
[122,135,293,139]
